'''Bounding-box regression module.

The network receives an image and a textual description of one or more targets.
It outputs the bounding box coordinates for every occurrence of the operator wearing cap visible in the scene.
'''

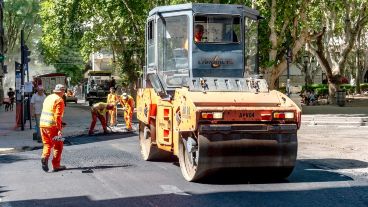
[39,84,66,172]
[88,102,115,135]
[119,93,134,131]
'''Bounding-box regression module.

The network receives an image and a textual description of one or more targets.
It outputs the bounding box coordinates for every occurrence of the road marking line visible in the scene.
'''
[160,185,191,196]
[0,198,13,207]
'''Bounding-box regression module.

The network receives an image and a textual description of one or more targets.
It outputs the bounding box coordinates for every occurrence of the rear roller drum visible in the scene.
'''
[139,121,171,161]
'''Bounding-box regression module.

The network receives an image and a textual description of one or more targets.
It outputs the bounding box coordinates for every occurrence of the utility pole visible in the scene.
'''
[286,48,292,97]
[21,30,25,130]
[0,0,4,105]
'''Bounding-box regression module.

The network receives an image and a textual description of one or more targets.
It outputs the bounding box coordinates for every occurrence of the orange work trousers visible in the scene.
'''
[89,112,107,133]
[108,107,117,126]
[124,110,133,129]
[41,127,63,169]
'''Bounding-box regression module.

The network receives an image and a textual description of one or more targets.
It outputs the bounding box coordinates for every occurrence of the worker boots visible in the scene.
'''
[41,157,49,172]
[53,165,67,172]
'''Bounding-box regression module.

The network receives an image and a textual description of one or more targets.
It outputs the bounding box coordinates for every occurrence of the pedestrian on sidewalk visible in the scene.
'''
[31,86,46,141]
[119,92,134,131]
[7,88,15,111]
[88,102,115,135]
[107,87,119,127]
[40,84,66,172]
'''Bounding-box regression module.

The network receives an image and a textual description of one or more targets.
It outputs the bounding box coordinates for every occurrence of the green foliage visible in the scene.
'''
[278,86,286,94]
[39,0,368,88]
[360,83,368,92]
[315,88,328,96]
[4,0,40,55]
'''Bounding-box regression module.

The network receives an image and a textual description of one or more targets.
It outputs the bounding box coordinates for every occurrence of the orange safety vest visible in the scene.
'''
[107,93,118,105]
[91,102,109,116]
[40,94,65,128]
[120,95,134,113]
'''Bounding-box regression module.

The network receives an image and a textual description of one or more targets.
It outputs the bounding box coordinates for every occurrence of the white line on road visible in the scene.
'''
[0,198,13,207]
[160,185,191,196]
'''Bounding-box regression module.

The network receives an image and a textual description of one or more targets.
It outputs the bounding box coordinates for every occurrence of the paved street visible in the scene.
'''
[1,104,368,207]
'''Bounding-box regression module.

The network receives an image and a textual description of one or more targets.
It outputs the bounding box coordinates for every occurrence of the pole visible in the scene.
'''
[21,30,25,130]
[304,60,308,90]
[0,0,4,105]
[286,48,291,97]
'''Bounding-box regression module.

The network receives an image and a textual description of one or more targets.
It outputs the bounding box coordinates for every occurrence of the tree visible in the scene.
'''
[306,0,368,102]
[4,0,40,55]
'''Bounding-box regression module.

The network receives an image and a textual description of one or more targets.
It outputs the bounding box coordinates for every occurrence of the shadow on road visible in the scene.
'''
[64,132,137,146]
[64,164,134,172]
[0,154,37,164]
[0,186,11,198]
[184,159,357,185]
[304,158,368,170]
[4,185,368,207]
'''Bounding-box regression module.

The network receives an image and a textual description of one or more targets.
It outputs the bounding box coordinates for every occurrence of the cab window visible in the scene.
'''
[147,20,155,67]
[194,15,240,43]
[157,15,189,87]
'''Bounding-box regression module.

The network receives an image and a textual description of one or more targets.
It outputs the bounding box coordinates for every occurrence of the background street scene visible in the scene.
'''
[1,0,368,206]
[1,100,368,206]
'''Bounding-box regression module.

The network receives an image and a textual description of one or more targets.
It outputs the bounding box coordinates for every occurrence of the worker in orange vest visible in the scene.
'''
[88,102,115,135]
[40,84,66,172]
[107,87,119,127]
[119,93,134,131]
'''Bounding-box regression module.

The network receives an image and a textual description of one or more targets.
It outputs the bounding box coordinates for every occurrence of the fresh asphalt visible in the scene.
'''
[1,103,368,206]
[1,129,368,207]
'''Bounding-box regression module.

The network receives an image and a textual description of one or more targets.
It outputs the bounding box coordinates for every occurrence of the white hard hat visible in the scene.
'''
[53,84,65,92]
[122,93,128,99]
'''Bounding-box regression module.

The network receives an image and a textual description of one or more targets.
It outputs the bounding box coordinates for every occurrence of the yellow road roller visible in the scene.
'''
[137,3,301,181]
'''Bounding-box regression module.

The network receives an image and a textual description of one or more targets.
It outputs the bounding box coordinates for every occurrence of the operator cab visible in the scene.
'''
[144,3,266,95]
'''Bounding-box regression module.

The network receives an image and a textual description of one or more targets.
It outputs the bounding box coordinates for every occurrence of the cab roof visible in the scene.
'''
[148,3,260,20]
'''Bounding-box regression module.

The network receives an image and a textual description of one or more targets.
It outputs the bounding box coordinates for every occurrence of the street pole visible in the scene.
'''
[0,0,4,105]
[20,30,25,131]
[304,56,308,90]
[286,48,291,97]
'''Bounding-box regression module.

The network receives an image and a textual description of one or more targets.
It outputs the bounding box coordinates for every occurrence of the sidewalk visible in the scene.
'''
[0,104,93,154]
[300,95,368,126]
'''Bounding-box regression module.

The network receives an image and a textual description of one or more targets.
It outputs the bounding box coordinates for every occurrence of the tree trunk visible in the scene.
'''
[356,29,362,94]
[328,80,338,104]
[267,60,287,90]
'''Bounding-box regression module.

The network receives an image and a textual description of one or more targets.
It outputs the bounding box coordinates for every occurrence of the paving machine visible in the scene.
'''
[137,3,301,181]
[85,70,112,106]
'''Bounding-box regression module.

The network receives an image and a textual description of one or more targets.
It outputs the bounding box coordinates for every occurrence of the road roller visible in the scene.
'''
[136,3,301,181]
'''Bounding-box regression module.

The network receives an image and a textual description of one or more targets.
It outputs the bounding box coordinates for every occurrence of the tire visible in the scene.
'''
[139,121,172,161]
[178,136,208,182]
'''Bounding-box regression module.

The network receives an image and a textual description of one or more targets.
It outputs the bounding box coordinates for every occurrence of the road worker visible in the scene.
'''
[119,92,134,131]
[107,87,119,127]
[66,89,74,97]
[39,84,66,172]
[88,102,115,135]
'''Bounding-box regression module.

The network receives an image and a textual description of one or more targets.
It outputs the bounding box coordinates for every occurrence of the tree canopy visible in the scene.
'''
[36,0,368,96]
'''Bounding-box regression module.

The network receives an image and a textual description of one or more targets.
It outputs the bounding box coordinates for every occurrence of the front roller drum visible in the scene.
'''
[178,131,298,182]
